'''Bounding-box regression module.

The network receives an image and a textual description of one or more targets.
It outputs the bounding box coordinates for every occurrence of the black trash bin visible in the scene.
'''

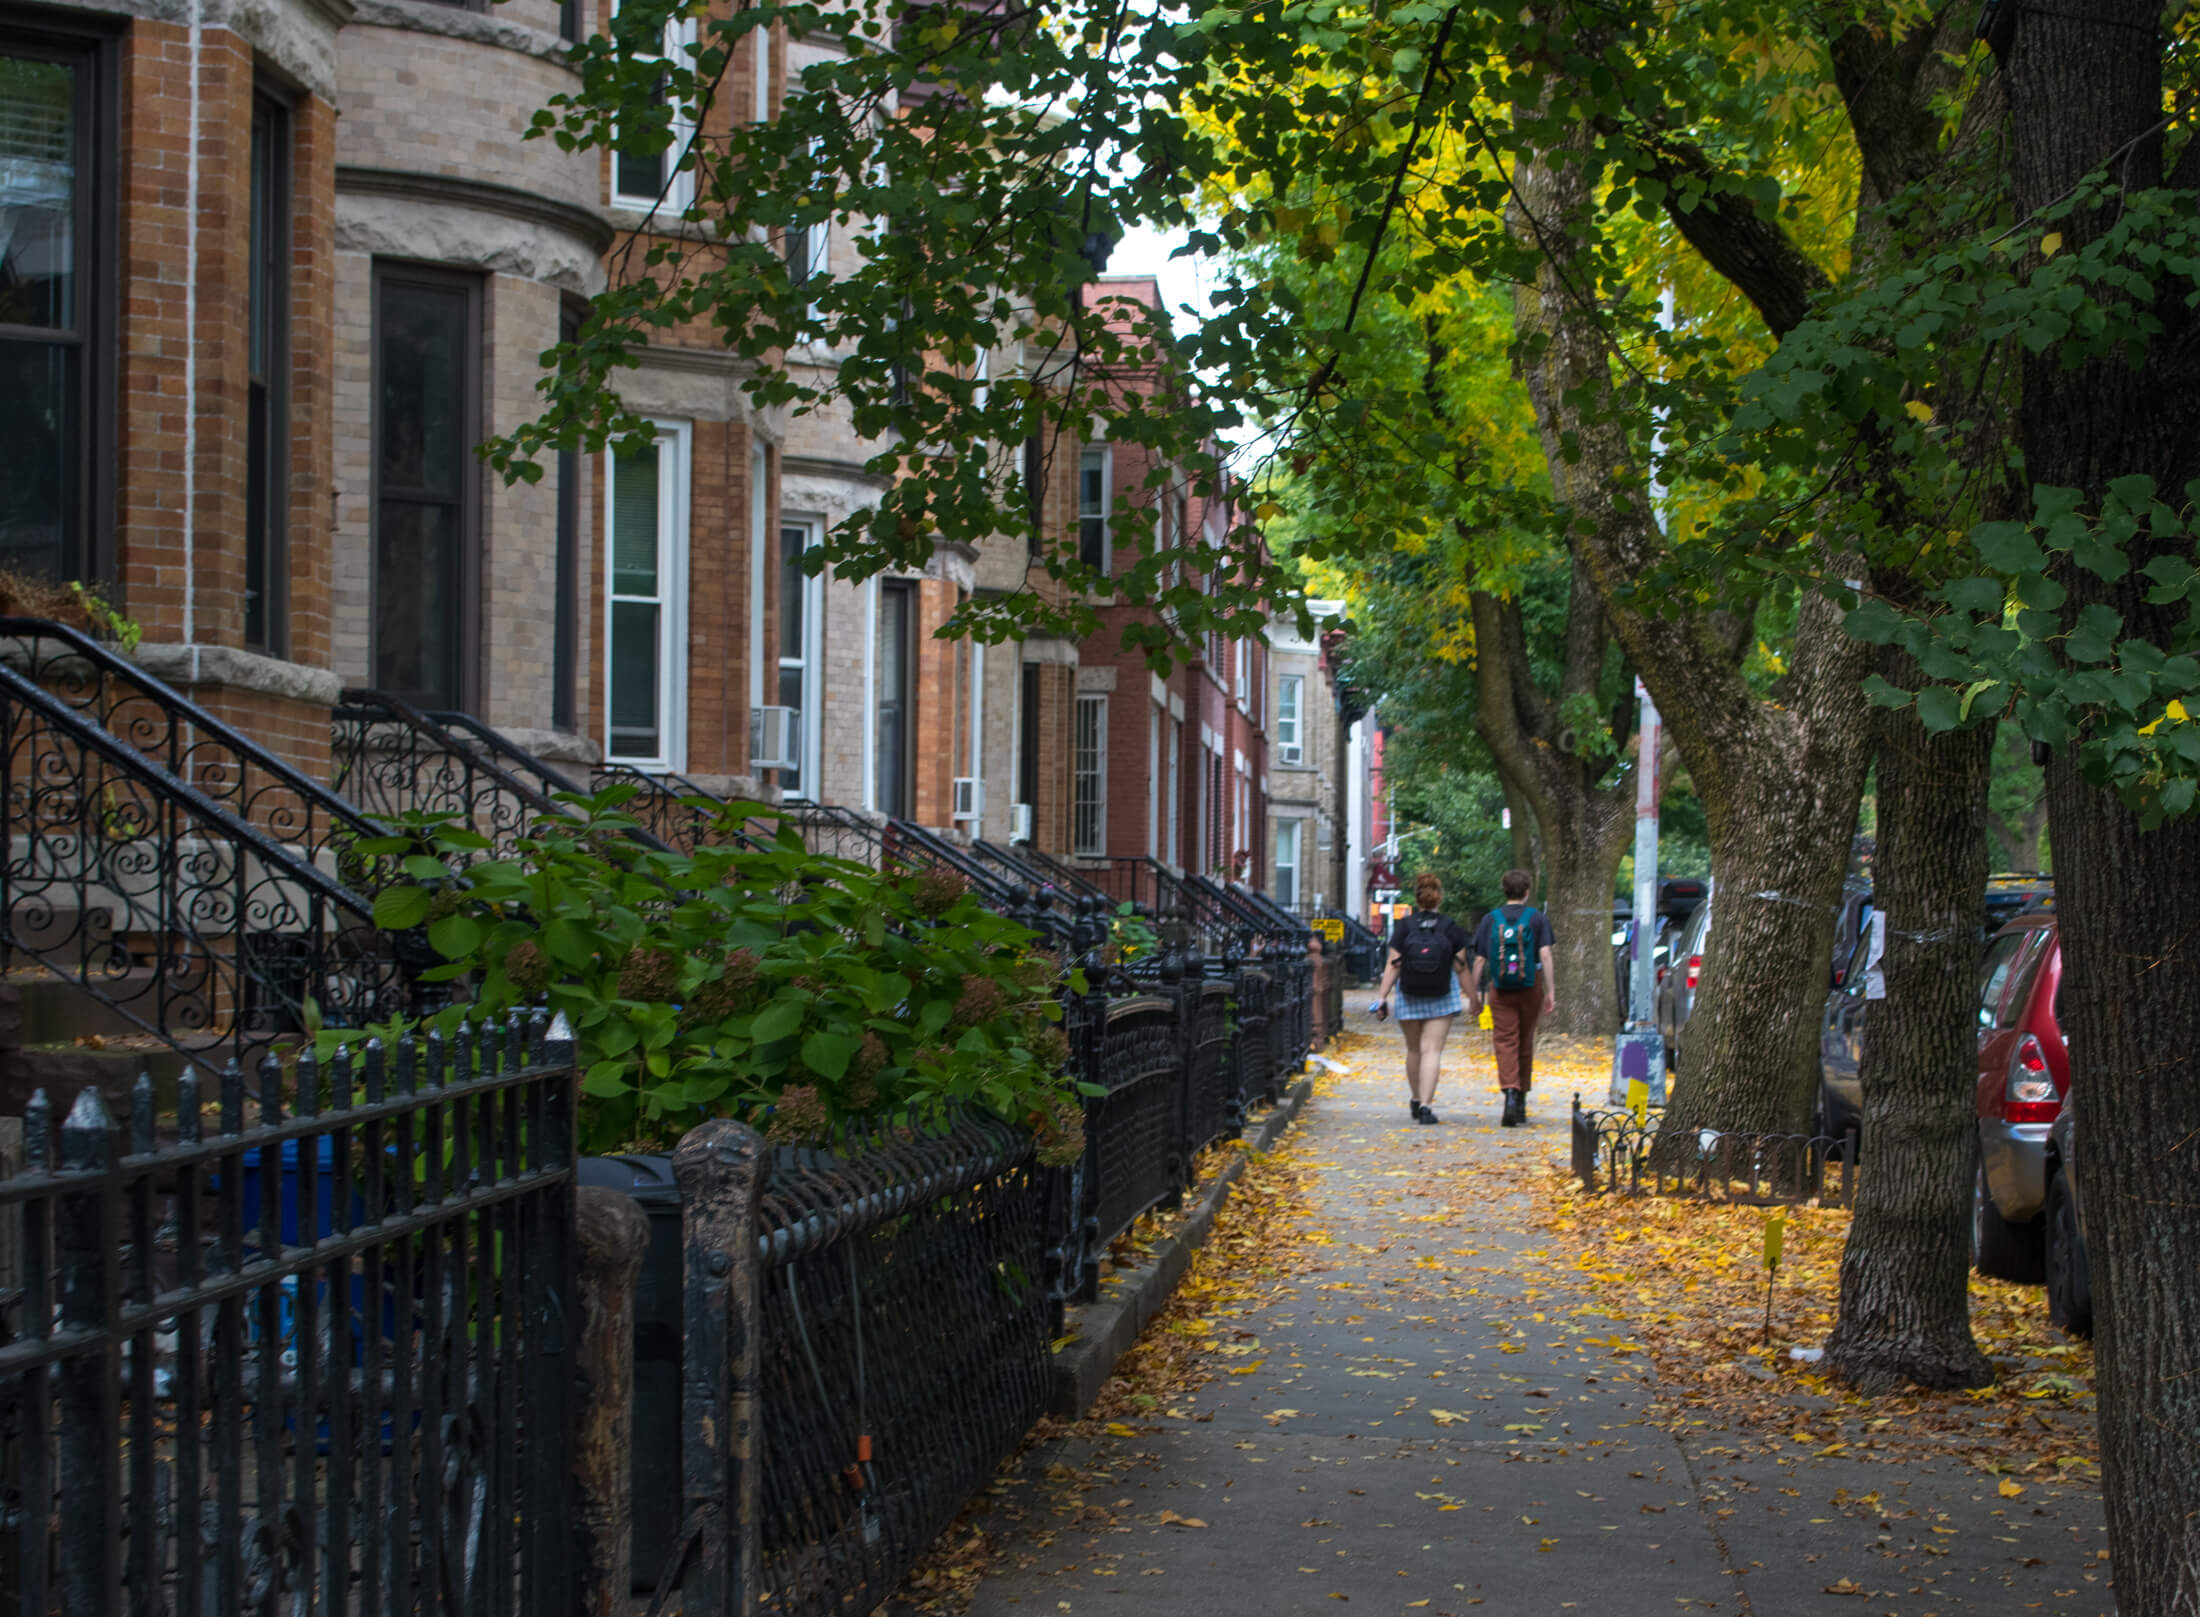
[576,1154,683,1589]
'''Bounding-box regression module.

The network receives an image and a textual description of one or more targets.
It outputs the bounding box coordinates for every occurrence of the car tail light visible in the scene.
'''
[2004,1033,2058,1122]
[1685,954,1702,991]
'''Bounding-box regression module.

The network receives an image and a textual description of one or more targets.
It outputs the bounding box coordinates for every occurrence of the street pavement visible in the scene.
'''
[955,1011,2111,1617]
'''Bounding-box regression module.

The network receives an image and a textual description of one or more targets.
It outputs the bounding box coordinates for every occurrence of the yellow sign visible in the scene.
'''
[1315,917,1345,943]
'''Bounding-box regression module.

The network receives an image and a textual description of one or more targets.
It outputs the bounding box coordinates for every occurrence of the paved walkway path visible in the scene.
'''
[958,1011,2110,1617]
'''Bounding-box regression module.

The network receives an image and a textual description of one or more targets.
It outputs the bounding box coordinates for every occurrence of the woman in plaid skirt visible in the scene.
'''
[1372,872,1476,1124]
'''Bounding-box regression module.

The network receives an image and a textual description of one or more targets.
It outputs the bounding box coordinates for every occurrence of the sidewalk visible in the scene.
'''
[949,1011,2110,1616]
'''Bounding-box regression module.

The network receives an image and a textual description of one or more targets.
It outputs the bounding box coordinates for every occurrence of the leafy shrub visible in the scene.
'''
[349,789,1087,1157]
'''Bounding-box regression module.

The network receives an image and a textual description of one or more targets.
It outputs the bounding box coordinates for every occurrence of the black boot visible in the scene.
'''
[1501,1088,1523,1127]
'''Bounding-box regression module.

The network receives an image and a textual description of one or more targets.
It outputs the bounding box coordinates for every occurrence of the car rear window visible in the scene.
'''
[1978,932,2026,1026]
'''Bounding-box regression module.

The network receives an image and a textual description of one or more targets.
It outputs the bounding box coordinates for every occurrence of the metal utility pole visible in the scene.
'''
[1612,678,1666,1104]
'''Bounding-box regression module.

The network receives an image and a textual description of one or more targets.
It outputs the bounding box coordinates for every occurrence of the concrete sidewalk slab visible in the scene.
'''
[944,1013,2109,1617]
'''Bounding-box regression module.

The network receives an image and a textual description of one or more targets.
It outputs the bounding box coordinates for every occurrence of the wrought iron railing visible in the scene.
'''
[1325,910,1384,981]
[748,1114,1048,1617]
[1569,1098,1860,1206]
[331,690,574,864]
[0,1010,576,1616]
[0,618,398,879]
[1232,967,1273,1106]
[0,662,418,1074]
[1185,977,1237,1151]
[881,820,1021,910]
[776,803,888,870]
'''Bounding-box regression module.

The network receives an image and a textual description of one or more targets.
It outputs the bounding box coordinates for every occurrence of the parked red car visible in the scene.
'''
[1972,910,2068,1280]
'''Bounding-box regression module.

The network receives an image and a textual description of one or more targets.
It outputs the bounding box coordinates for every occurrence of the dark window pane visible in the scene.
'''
[245,95,289,652]
[611,443,660,595]
[374,501,462,703]
[0,338,77,580]
[1017,662,1039,809]
[876,586,910,817]
[377,284,468,496]
[0,53,77,331]
[375,275,471,705]
[609,599,662,758]
[616,146,664,201]
[778,524,808,653]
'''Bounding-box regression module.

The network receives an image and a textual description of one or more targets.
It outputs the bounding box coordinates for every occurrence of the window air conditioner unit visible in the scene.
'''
[1280,742,1303,766]
[1009,802,1034,844]
[952,777,984,821]
[750,705,801,772]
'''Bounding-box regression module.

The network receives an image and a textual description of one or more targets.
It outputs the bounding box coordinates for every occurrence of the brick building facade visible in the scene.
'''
[0,0,1324,883]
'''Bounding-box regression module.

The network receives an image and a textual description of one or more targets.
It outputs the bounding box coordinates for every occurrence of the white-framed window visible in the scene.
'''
[776,516,823,797]
[1165,716,1182,866]
[1073,694,1107,854]
[605,420,691,770]
[1235,639,1250,709]
[1277,673,1304,764]
[611,2,698,213]
[1078,445,1109,574]
[1274,819,1301,910]
[785,143,830,304]
[1147,704,1161,857]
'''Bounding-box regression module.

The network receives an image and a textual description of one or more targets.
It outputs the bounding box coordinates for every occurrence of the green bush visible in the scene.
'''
[342,789,1088,1158]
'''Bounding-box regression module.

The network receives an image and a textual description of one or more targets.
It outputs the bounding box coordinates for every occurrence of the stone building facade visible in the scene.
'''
[1263,598,1347,915]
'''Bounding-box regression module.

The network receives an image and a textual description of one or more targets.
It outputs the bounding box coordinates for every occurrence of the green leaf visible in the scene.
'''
[1860,674,1913,710]
[1915,685,1963,733]
[1972,521,2046,575]
[801,1031,859,1080]
[402,854,451,881]
[751,998,804,1044]
[427,913,483,960]
[581,1061,632,1098]
[372,885,432,931]
[1943,576,2004,615]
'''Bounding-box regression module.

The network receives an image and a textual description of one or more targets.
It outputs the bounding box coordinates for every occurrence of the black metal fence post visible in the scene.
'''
[54,1090,120,1616]
[672,1118,769,1617]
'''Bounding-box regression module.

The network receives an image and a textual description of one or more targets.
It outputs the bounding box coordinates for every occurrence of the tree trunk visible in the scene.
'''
[2047,762,2200,1612]
[2000,9,2200,1603]
[1509,128,1871,1131]
[1825,651,1996,1393]
[1538,782,1631,1036]
[1656,691,1866,1137]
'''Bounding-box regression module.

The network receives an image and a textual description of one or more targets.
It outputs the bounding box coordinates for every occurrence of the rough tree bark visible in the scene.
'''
[1510,134,1873,1132]
[1824,646,1997,1393]
[1469,573,1635,1036]
[2000,5,2200,1603]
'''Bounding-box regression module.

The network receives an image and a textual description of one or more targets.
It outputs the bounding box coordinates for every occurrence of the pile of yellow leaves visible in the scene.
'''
[1528,1145,2099,1486]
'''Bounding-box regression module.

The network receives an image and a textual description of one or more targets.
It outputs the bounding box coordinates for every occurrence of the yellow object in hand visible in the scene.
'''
[1477,1004,1493,1030]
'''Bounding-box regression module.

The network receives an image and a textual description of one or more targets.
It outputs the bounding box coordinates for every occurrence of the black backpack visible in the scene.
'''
[1397,915,1455,996]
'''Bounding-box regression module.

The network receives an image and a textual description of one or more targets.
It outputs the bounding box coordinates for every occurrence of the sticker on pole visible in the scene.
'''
[1609,1030,1666,1108]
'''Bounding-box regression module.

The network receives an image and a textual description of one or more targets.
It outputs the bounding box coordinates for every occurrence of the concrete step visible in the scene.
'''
[0,967,186,1045]
[3,904,119,968]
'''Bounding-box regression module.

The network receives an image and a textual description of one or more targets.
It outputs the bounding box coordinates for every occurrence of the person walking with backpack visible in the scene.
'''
[1471,869,1558,1126]
[1371,872,1473,1125]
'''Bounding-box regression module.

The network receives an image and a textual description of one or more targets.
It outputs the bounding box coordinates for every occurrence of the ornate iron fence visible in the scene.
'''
[752,1116,1047,1617]
[1569,1098,1860,1206]
[0,1010,576,1616]
[0,662,417,1074]
[1184,978,1237,1152]
[1232,968,1273,1107]
[1076,995,1187,1288]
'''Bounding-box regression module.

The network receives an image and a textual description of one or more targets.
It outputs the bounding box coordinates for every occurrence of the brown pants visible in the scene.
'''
[1489,987,1543,1092]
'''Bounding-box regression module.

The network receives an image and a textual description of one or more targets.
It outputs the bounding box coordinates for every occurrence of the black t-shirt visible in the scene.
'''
[1388,912,1470,972]
[1471,903,1555,970]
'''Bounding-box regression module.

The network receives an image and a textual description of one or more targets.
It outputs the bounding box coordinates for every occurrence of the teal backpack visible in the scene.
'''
[1494,906,1541,991]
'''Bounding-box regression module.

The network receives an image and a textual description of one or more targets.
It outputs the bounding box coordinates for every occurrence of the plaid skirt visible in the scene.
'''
[1394,982,1464,1021]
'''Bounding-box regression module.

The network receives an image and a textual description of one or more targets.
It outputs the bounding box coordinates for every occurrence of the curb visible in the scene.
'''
[1047,1074,1317,1418]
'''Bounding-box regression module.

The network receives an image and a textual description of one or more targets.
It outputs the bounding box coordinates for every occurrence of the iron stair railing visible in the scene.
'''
[333,689,580,862]
[0,619,399,882]
[0,660,418,1075]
